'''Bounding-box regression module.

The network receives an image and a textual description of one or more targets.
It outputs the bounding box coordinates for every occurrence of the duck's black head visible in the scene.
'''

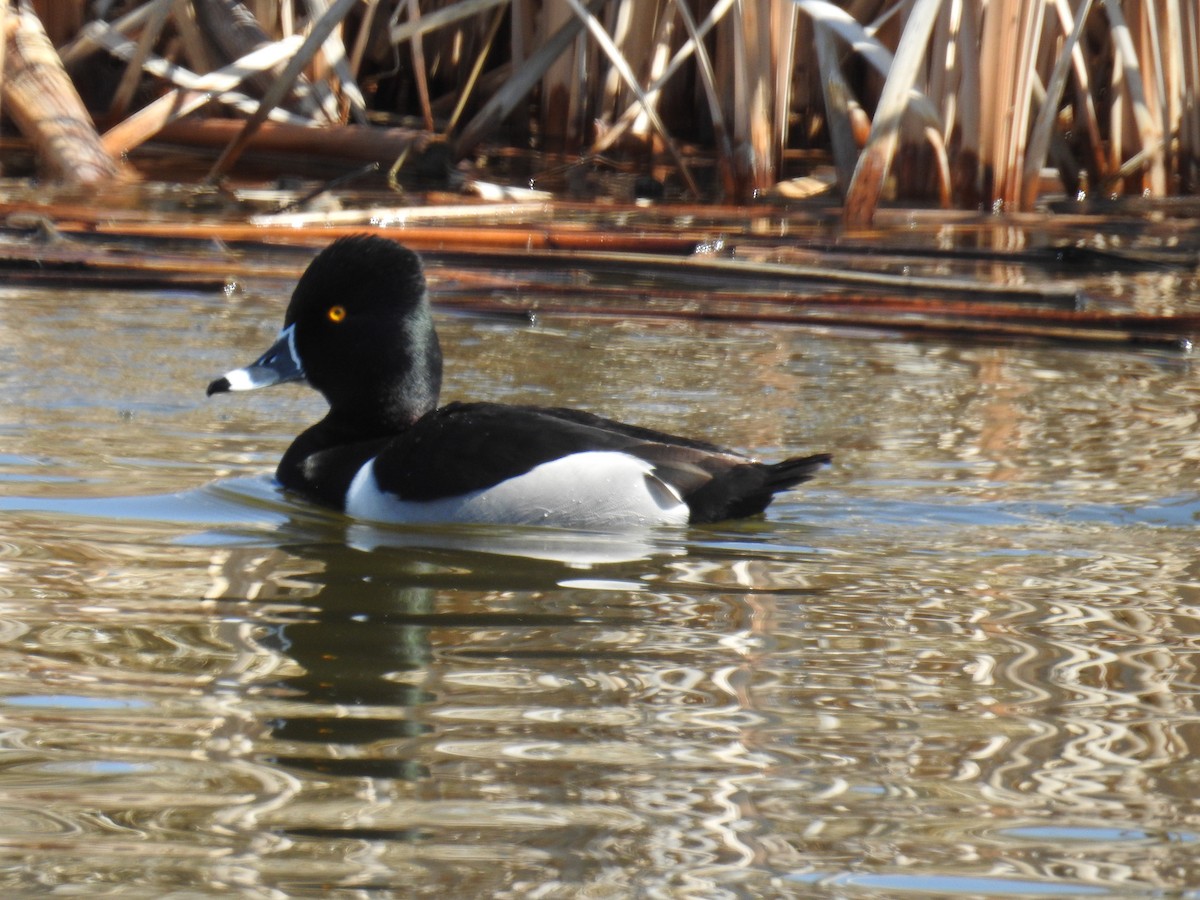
[208,236,443,434]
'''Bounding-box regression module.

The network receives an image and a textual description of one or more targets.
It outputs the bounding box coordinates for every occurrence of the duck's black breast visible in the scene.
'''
[276,424,392,510]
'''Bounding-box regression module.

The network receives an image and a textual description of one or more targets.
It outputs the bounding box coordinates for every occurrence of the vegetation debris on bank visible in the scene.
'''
[0,1,1198,350]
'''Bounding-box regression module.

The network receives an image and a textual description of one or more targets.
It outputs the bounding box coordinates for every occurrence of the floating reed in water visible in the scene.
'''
[1,1,1198,217]
[0,209,1193,350]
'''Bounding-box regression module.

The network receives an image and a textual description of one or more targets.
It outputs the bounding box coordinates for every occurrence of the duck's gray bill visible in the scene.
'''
[207,325,304,396]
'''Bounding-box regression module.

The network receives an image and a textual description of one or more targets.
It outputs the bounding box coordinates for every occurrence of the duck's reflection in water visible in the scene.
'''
[207,517,681,797]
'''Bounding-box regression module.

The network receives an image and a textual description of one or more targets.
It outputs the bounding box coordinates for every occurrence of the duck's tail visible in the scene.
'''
[763,452,833,491]
[685,452,832,524]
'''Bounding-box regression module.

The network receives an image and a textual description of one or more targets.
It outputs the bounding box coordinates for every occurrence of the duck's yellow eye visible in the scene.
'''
[327,305,346,323]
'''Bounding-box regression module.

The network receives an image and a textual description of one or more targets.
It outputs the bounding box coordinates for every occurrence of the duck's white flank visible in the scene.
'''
[345,450,690,528]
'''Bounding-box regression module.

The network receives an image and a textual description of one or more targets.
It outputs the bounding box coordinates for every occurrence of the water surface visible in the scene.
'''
[2,265,1200,896]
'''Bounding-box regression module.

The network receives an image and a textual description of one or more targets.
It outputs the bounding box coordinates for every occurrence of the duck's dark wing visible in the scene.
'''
[370,402,829,523]
[369,401,707,501]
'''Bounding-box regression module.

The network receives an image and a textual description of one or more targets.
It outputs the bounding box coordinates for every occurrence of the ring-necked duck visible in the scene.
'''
[208,236,830,528]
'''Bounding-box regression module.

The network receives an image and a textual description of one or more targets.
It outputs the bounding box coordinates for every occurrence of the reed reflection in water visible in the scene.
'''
[1,278,1200,894]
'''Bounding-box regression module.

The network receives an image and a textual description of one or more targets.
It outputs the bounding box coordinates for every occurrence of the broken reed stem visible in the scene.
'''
[0,228,1189,348]
[3,6,123,184]
[426,290,1195,350]
[101,34,305,156]
[152,117,430,164]
[205,0,359,181]
[104,0,172,124]
[445,3,507,134]
[404,0,435,132]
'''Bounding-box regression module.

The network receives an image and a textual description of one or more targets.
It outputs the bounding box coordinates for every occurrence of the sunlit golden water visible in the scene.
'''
[3,271,1200,896]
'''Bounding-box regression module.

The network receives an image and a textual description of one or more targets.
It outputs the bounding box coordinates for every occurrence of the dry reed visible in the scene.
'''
[10,0,1200,217]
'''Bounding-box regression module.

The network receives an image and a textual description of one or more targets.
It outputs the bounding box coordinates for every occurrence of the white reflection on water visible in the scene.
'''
[3,276,1200,894]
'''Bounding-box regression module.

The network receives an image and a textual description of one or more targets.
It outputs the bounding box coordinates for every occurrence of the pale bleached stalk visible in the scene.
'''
[1141,0,1170,154]
[590,0,734,158]
[102,34,306,154]
[106,0,172,120]
[1163,0,1184,160]
[404,0,435,131]
[559,0,701,195]
[169,0,214,75]
[631,6,674,144]
[792,1,944,127]
[976,0,1045,207]
[925,124,952,206]
[1022,0,1093,207]
[669,0,735,192]
[842,0,945,226]
[445,4,507,134]
[389,0,510,46]
[792,1,894,80]
[796,0,949,205]
[732,0,774,189]
[303,0,367,124]
[1050,0,1105,182]
[772,1,798,168]
[813,18,859,192]
[954,0,981,174]
[455,0,599,155]
[926,0,951,133]
[80,18,311,124]
[977,0,1009,202]
[1109,34,1126,174]
[1003,1,1045,206]
[597,0,637,125]
[1102,0,1166,193]
[728,0,750,183]
[60,0,168,66]
[206,0,360,180]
